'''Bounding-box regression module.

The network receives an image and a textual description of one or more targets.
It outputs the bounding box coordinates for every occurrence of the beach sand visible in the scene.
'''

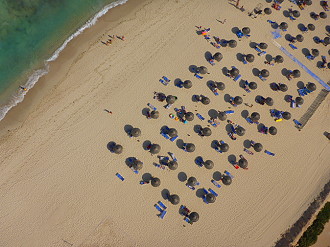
[0,0,330,246]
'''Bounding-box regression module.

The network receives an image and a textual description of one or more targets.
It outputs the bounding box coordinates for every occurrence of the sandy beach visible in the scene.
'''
[0,0,329,246]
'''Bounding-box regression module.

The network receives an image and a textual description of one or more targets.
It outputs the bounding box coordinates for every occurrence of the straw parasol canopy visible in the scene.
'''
[202,127,212,136]
[166,95,176,104]
[238,158,248,169]
[242,27,250,35]
[249,81,258,90]
[168,160,178,170]
[259,42,268,49]
[264,8,272,15]
[169,194,180,205]
[253,143,263,152]
[201,96,210,105]
[185,112,194,121]
[305,0,312,5]
[307,23,315,31]
[150,144,161,154]
[187,177,197,186]
[311,49,319,57]
[220,143,229,152]
[292,70,301,78]
[324,37,330,45]
[320,12,327,19]
[279,83,288,92]
[168,128,178,138]
[198,66,208,74]
[296,34,304,42]
[150,110,159,119]
[186,143,196,152]
[214,52,223,62]
[230,68,239,77]
[229,40,237,48]
[131,128,141,137]
[292,10,300,18]
[151,177,161,187]
[261,69,270,78]
[216,82,226,91]
[246,54,255,63]
[269,126,277,135]
[222,175,232,185]
[283,111,291,120]
[113,144,123,154]
[296,97,304,105]
[183,80,192,89]
[280,22,288,30]
[204,160,214,170]
[218,111,227,121]
[234,96,243,105]
[133,160,143,170]
[236,126,246,136]
[206,193,216,203]
[275,55,284,63]
[251,112,260,121]
[307,82,316,91]
[266,97,274,106]
[189,212,199,222]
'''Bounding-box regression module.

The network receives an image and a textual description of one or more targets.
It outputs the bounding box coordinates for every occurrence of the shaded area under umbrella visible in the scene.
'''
[131,128,141,137]
[218,112,227,121]
[185,112,194,121]
[238,158,248,169]
[169,194,180,205]
[214,52,223,62]
[151,177,161,187]
[269,126,277,135]
[150,144,161,154]
[204,160,214,169]
[249,81,258,90]
[183,80,192,89]
[222,175,232,185]
[253,143,263,152]
[113,144,123,154]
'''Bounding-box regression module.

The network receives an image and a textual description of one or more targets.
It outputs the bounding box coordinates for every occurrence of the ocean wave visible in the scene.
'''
[0,0,128,122]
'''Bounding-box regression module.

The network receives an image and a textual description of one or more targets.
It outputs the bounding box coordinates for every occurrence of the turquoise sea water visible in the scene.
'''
[0,0,126,120]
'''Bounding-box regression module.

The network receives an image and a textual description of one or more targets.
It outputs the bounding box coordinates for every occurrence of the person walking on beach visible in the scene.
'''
[236,0,240,8]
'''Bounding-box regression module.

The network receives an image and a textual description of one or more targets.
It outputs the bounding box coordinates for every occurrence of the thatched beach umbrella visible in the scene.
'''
[151,177,161,187]
[218,112,227,121]
[222,175,232,185]
[292,10,300,18]
[186,143,196,152]
[206,193,216,203]
[307,23,315,31]
[238,158,248,169]
[202,127,212,136]
[220,143,229,152]
[259,42,268,49]
[251,112,260,121]
[229,40,237,48]
[320,12,327,19]
[216,82,226,91]
[230,68,239,77]
[166,95,176,104]
[264,8,272,15]
[311,49,319,57]
[246,54,255,63]
[292,69,301,78]
[279,83,288,92]
[275,55,284,63]
[269,126,277,135]
[168,160,178,170]
[261,69,270,78]
[198,66,208,74]
[249,81,258,90]
[242,27,250,35]
[253,143,263,152]
[133,160,143,170]
[307,82,316,91]
[283,111,291,120]
[187,177,197,186]
[234,96,243,105]
[185,112,194,121]
[131,128,141,137]
[296,97,304,105]
[150,110,159,119]
[169,194,180,205]
[201,96,210,105]
[280,22,288,30]
[113,144,123,154]
[150,144,161,154]
[296,34,304,42]
[189,212,199,222]
[324,37,330,45]
[236,126,245,136]
[204,160,214,170]
[183,80,192,89]
[266,97,274,106]
[168,128,178,138]
[214,52,223,62]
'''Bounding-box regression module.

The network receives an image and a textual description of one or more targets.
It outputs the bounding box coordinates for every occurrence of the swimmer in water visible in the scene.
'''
[19,86,27,91]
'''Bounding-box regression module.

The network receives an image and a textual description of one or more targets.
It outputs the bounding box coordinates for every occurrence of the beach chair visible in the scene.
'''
[195,74,203,79]
[241,56,248,65]
[294,119,302,127]
[246,117,254,124]
[236,30,244,39]
[212,88,219,96]
[228,132,237,140]
[154,204,163,212]
[195,156,204,167]
[154,163,166,170]
[258,75,266,81]
[163,76,171,82]
[243,81,251,93]
[254,47,266,56]
[161,132,170,139]
[158,201,167,210]
[289,44,298,49]
[170,135,178,142]
[244,148,254,155]
[264,150,275,156]
[224,171,234,178]
[209,188,219,197]
[196,113,205,121]
[160,79,168,86]
[115,173,125,181]
[147,103,157,111]
[233,74,242,82]
[290,100,296,108]
[224,110,234,114]
[209,59,216,66]
[289,16,296,21]
[165,103,173,109]
[203,196,209,204]
[298,89,307,96]
[159,210,167,219]
[267,20,277,24]
[211,180,221,188]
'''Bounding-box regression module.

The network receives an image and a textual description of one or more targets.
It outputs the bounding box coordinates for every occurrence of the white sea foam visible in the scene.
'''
[0,0,128,122]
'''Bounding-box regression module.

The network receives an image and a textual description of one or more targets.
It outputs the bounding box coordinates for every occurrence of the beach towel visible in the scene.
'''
[196,113,205,120]
[195,74,203,79]
[115,173,125,181]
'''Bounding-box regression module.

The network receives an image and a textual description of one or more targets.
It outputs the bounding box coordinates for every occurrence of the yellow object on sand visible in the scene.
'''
[275,118,283,122]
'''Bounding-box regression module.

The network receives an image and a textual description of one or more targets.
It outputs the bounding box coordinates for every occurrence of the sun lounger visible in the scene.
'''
[228,132,237,140]
[132,168,139,174]
[196,113,205,120]
[246,117,254,124]
[236,31,244,39]
[163,76,171,82]
[154,163,166,170]
[264,150,275,156]
[159,79,168,86]
[195,74,203,79]
[298,89,306,96]
[203,196,209,204]
[224,110,234,114]
[195,157,204,167]
[211,180,221,188]
[115,173,125,181]
[147,103,157,111]
[258,75,266,81]
[243,80,251,93]
[242,56,248,64]
[161,132,170,139]
[208,120,220,127]
[267,20,277,24]
[234,74,242,82]
[158,201,167,210]
[170,135,178,142]
[154,204,163,212]
[176,80,184,88]
[224,170,234,178]
[186,184,196,190]
[209,188,219,197]
[184,217,190,223]
[254,47,266,56]
[293,119,302,127]
[289,44,298,49]
[165,103,173,109]
[212,88,219,96]
[168,152,177,162]
[230,125,237,134]
[209,59,216,66]
[244,148,254,155]
[290,100,296,108]
[159,210,167,219]
[289,16,296,21]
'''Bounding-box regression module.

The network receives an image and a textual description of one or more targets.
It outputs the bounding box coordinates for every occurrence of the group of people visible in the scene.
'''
[101,35,125,46]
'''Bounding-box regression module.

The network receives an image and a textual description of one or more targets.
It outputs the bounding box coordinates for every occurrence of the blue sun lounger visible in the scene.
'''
[224,110,234,114]
[294,119,302,127]
[306,54,315,60]
[236,31,244,39]
[158,201,167,210]
[289,44,298,49]
[246,117,254,124]
[196,113,205,120]
[155,204,163,212]
[259,75,266,81]
[234,74,242,82]
[254,47,266,56]
[160,79,168,86]
[116,173,125,181]
[170,135,179,142]
[224,170,234,178]
[184,217,190,223]
[147,103,157,111]
[289,16,296,21]
[161,132,170,139]
[195,73,203,79]
[242,56,248,64]
[209,188,218,197]
[159,210,167,219]
[163,76,171,82]
[186,184,196,190]
[265,150,275,156]
[176,80,184,88]
[211,180,221,188]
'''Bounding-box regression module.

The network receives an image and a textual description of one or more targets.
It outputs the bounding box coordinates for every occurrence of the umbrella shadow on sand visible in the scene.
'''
[213,171,222,181]
[176,139,184,149]
[142,108,150,118]
[107,141,116,152]
[189,65,198,73]
[142,173,153,182]
[124,124,133,136]
[161,189,170,200]
[208,109,218,119]
[142,140,151,150]
[228,154,237,164]
[205,51,213,61]
[241,110,249,119]
[196,188,206,198]
[178,172,187,182]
